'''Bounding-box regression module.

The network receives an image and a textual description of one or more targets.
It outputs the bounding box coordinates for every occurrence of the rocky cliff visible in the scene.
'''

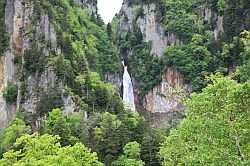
[0,0,22,128]
[0,0,248,129]
[117,0,231,126]
[119,2,179,57]
[118,1,184,123]
[0,0,105,129]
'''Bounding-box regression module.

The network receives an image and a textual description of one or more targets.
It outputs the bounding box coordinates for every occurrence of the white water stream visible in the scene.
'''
[123,66,135,111]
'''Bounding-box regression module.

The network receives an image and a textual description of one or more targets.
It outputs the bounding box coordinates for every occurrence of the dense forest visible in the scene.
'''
[0,0,249,165]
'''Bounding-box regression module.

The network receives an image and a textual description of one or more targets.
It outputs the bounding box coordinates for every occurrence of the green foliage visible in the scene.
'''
[163,34,214,91]
[23,44,46,75]
[134,5,144,20]
[223,0,250,39]
[123,141,141,158]
[127,0,162,6]
[113,141,145,166]
[93,111,147,165]
[0,118,30,156]
[0,0,9,55]
[0,133,103,166]
[36,88,64,117]
[3,83,18,105]
[67,112,89,145]
[141,128,163,166]
[80,71,124,114]
[159,74,250,165]
[32,0,121,78]
[44,108,77,146]
[25,0,123,119]
[239,30,250,82]
[109,14,120,42]
[93,112,123,165]
[152,0,249,92]
[120,26,163,97]
[164,0,199,41]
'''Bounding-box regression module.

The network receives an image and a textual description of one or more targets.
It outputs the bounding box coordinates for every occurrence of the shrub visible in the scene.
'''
[3,83,18,104]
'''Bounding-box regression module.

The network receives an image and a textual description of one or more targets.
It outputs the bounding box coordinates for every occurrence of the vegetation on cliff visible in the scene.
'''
[118,0,250,93]
[0,0,249,165]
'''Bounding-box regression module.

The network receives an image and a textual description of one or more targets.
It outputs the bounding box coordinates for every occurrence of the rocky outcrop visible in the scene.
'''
[0,0,24,128]
[105,73,122,95]
[143,68,185,113]
[198,5,224,40]
[73,0,98,15]
[118,1,184,119]
[142,68,186,127]
[214,16,224,40]
[0,0,79,128]
[20,6,77,119]
[136,4,179,56]
[119,3,179,57]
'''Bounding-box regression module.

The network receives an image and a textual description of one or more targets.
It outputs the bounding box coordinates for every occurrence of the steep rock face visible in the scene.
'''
[118,1,226,121]
[20,7,78,125]
[119,2,179,57]
[197,6,224,40]
[136,4,180,56]
[73,0,97,15]
[0,0,77,128]
[143,68,184,113]
[0,0,22,128]
[118,1,184,120]
[0,56,8,127]
[142,68,186,127]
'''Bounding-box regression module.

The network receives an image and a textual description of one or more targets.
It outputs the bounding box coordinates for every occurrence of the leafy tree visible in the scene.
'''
[92,111,147,165]
[3,83,18,104]
[239,30,250,82]
[44,108,77,146]
[113,141,145,166]
[84,72,123,114]
[0,133,103,166]
[159,74,250,165]
[0,118,30,156]
[163,34,214,91]
[107,23,112,39]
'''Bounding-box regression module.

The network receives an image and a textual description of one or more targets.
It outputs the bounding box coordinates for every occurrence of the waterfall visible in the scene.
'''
[123,66,135,111]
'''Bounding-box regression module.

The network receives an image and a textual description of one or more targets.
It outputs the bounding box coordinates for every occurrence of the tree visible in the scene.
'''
[0,118,30,155]
[94,112,122,165]
[92,110,148,165]
[107,23,112,39]
[113,141,145,166]
[141,128,164,166]
[3,83,18,105]
[44,108,77,146]
[159,74,250,165]
[0,133,103,166]
[163,34,214,91]
[239,30,250,82]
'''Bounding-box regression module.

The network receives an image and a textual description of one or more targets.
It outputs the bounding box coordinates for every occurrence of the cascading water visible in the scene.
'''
[123,66,135,111]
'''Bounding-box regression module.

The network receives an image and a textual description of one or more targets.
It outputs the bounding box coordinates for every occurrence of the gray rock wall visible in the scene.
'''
[0,0,78,129]
[0,0,23,128]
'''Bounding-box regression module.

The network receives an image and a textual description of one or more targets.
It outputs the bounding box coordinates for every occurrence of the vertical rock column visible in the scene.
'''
[0,0,24,128]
